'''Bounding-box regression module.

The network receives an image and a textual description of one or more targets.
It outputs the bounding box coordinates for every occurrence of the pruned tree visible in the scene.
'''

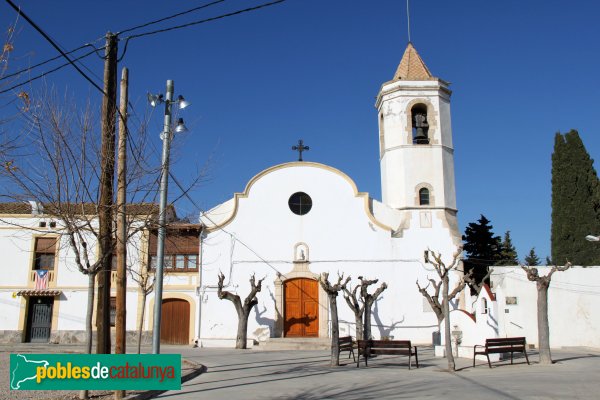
[217,272,265,349]
[318,272,350,366]
[521,262,572,364]
[418,248,462,371]
[342,283,364,340]
[358,276,387,341]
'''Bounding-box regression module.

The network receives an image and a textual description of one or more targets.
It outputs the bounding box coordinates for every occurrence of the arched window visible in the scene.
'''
[419,188,430,206]
[411,104,429,144]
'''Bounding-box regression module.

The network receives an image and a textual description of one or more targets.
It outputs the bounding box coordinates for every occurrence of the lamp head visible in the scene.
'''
[177,95,190,109]
[174,118,188,133]
[148,93,164,107]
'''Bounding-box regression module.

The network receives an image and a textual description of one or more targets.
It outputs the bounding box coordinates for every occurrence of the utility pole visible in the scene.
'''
[97,32,118,355]
[152,80,175,354]
[114,67,128,400]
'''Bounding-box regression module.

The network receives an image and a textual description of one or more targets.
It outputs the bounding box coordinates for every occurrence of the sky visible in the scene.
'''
[1,0,599,262]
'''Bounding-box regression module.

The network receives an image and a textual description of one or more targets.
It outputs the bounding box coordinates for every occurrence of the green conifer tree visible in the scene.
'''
[551,130,600,266]
[462,215,501,286]
[497,231,519,265]
[525,247,541,266]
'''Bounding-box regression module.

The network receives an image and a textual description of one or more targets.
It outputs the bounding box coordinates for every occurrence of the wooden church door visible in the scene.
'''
[160,298,190,344]
[284,278,319,337]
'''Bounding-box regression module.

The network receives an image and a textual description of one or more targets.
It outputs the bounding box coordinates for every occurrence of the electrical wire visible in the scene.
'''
[122,0,286,41]
[117,0,228,35]
[0,47,103,95]
[4,0,107,97]
[0,43,104,82]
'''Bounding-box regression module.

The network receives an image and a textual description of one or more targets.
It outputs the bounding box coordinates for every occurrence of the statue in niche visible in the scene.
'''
[294,243,309,262]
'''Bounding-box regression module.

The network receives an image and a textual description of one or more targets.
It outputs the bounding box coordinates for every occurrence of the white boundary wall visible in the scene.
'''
[491,266,600,349]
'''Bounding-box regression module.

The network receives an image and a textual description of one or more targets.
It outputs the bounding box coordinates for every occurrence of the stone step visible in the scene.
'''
[258,337,331,351]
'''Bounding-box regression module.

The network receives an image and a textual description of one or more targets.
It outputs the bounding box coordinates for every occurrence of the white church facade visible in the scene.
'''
[197,43,463,346]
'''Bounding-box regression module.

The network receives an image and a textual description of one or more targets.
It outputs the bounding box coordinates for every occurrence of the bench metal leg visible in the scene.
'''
[524,349,530,365]
[486,354,492,368]
[510,351,514,365]
[414,348,419,368]
[408,353,412,370]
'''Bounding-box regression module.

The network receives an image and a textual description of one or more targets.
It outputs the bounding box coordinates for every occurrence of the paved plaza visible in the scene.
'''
[159,346,599,400]
[2,344,599,399]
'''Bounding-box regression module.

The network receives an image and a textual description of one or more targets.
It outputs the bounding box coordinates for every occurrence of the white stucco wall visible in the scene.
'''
[200,162,459,345]
[492,266,600,349]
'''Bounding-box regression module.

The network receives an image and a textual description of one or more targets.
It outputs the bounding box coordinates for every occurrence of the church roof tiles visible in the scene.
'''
[393,42,434,81]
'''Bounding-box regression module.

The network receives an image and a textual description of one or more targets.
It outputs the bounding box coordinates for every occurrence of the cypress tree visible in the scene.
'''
[497,231,519,265]
[551,130,600,266]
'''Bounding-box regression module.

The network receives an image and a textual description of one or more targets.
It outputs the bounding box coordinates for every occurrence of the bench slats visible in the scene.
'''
[356,340,418,369]
[473,337,530,368]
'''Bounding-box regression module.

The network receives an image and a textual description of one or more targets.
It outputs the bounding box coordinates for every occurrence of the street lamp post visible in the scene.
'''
[149,80,189,354]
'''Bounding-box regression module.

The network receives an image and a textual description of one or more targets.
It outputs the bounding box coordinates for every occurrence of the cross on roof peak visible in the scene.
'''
[292,139,309,162]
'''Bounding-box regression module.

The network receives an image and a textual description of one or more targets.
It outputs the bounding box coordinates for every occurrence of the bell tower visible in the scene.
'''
[375,43,458,234]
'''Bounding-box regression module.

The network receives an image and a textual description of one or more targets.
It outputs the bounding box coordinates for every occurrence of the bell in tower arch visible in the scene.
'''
[411,104,429,144]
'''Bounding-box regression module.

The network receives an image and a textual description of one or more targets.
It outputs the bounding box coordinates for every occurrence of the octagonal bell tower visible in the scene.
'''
[375,43,458,237]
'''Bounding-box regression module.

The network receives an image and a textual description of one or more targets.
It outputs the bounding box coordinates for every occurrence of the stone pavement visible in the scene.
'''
[2,343,599,399]
[158,346,600,400]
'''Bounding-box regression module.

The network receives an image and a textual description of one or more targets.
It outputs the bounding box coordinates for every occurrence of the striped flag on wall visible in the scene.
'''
[34,269,49,290]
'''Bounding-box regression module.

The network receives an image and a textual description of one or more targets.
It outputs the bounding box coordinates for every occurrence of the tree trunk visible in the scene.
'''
[329,295,340,366]
[137,291,147,354]
[81,273,95,399]
[355,313,363,340]
[443,275,455,371]
[537,281,553,364]
[236,308,249,349]
[363,299,373,340]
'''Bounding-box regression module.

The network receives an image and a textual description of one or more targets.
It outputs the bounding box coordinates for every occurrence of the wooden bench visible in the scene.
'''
[338,336,355,362]
[357,340,419,369]
[473,337,530,368]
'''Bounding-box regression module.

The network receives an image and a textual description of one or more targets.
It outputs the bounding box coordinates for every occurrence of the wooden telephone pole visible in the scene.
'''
[96,32,118,355]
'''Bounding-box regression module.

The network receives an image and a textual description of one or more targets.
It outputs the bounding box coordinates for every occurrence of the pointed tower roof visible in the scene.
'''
[393,42,434,81]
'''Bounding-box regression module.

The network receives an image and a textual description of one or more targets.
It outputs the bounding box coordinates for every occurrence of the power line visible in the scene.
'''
[0,47,104,95]
[122,0,286,41]
[0,43,104,82]
[117,0,228,35]
[4,0,107,97]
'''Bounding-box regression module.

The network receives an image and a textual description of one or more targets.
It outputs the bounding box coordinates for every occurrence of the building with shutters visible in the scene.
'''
[0,202,201,345]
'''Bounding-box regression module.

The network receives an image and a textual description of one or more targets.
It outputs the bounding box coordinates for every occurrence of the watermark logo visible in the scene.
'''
[10,354,181,390]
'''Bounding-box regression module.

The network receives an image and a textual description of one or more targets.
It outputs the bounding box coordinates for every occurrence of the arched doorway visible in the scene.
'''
[284,278,319,337]
[161,298,190,344]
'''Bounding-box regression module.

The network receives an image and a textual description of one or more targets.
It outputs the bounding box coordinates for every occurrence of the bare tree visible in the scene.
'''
[0,89,161,355]
[217,272,265,349]
[128,262,155,354]
[358,276,387,341]
[417,248,462,371]
[319,272,350,366]
[521,262,572,364]
[342,283,364,340]
[416,262,478,328]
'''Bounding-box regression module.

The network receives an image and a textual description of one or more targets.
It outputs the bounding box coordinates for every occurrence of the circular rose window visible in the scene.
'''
[288,192,312,215]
